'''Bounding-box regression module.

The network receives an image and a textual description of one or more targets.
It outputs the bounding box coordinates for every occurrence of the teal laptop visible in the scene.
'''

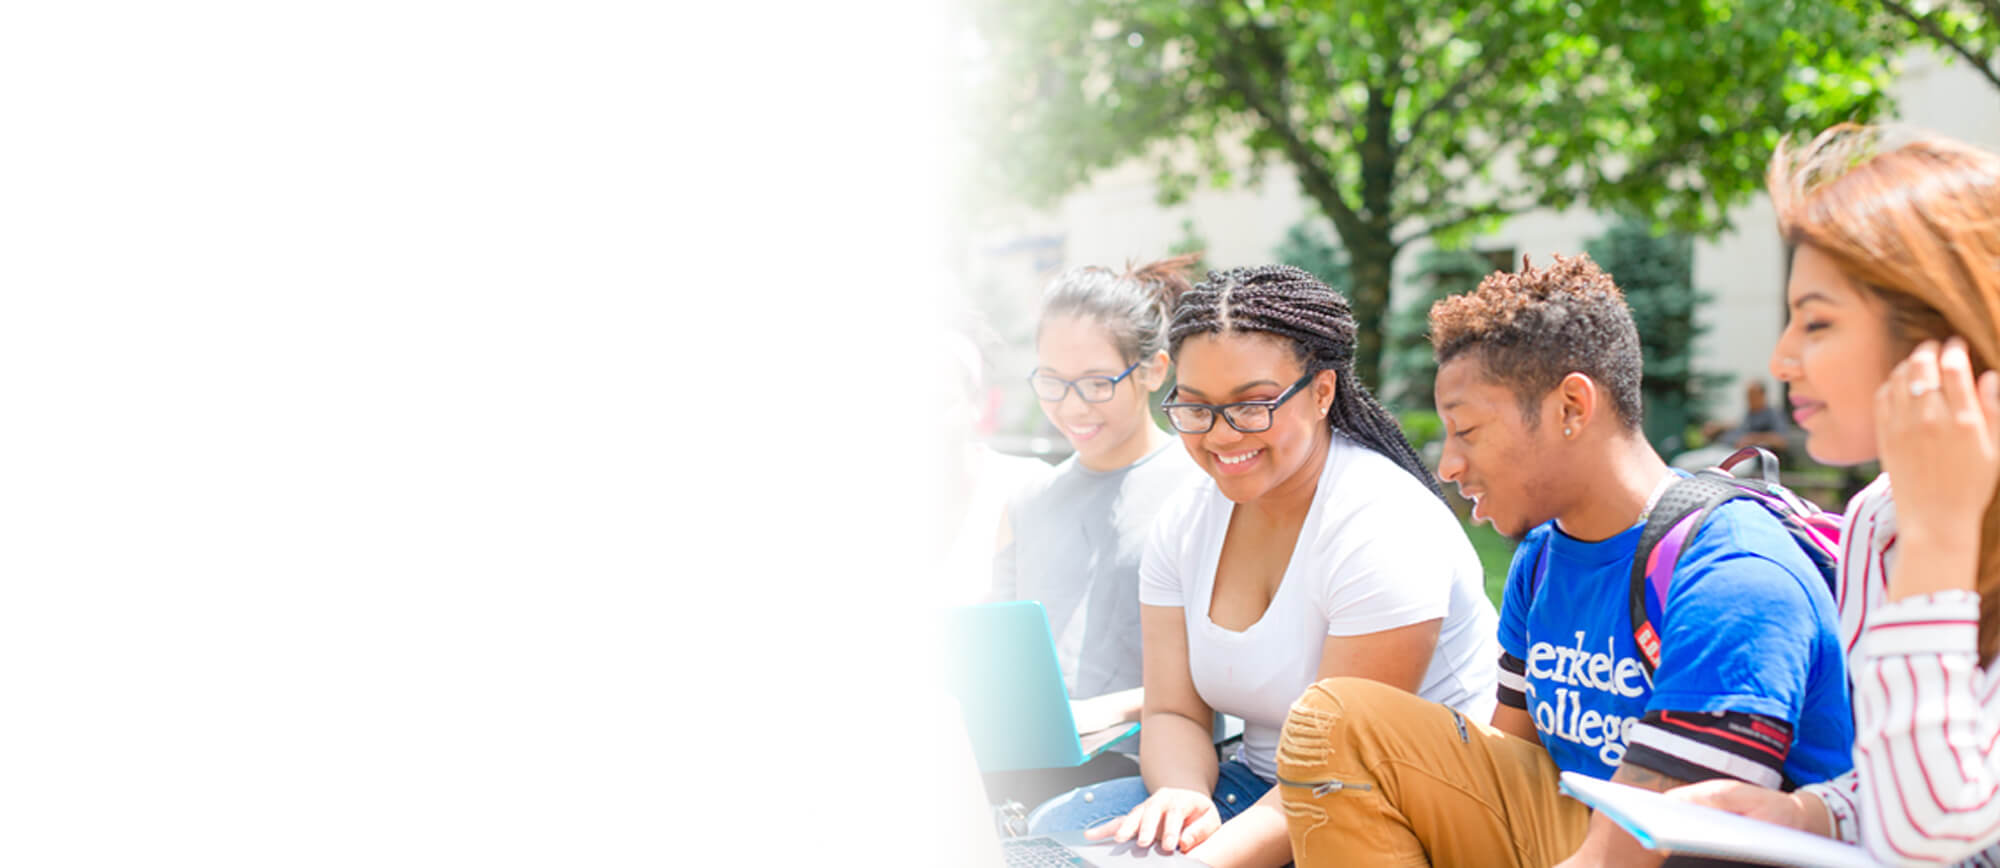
[944,601,1140,773]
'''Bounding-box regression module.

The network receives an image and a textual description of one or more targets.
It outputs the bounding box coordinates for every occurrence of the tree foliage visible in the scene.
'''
[1386,247,1493,413]
[1849,0,2000,92]
[1270,219,1350,297]
[1586,217,1729,454]
[972,0,1897,387]
[1167,217,1210,275]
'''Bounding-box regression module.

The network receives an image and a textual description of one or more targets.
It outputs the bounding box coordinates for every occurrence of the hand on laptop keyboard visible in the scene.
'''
[1085,786,1219,855]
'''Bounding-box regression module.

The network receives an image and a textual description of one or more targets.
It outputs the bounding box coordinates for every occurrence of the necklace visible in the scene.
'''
[1636,471,1680,525]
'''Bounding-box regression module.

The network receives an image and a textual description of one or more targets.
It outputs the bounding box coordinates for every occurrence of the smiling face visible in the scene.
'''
[1170,332,1333,505]
[1433,355,1569,540]
[1034,314,1165,471]
[1769,244,1903,466]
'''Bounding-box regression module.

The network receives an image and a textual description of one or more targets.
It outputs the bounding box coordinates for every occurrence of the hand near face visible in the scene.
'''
[1876,338,2000,542]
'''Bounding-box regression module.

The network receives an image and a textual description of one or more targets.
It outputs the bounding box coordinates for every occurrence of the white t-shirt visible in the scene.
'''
[1139,432,1499,782]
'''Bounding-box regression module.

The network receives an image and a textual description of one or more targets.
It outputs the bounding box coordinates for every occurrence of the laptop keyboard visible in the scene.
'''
[999,837,1097,867]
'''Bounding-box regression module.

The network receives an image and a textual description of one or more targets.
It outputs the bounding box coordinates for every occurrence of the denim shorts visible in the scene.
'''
[1024,757,1272,835]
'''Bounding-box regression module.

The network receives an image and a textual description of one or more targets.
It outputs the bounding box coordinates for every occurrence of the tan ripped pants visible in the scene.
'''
[1276,677,1591,868]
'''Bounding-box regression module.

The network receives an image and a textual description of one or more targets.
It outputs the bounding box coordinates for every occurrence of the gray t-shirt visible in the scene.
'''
[1732,405,1788,438]
[994,439,1203,700]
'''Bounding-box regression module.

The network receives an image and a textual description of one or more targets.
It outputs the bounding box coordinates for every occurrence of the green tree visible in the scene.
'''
[1386,247,1493,412]
[1586,218,1730,453]
[972,0,1896,387]
[1167,217,1210,274]
[1271,219,1350,296]
[1850,0,2000,92]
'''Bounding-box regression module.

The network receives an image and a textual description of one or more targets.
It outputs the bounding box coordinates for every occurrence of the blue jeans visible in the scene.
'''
[1025,758,1272,834]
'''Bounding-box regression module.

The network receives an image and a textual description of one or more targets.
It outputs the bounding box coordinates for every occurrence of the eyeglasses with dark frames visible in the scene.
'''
[1160,372,1316,434]
[1027,359,1143,404]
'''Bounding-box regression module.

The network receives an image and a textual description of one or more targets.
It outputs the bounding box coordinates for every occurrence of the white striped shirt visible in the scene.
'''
[1799,475,2000,866]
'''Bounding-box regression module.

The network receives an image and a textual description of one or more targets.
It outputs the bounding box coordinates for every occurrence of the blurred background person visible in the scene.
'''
[1675,379,1794,470]
[936,324,1053,604]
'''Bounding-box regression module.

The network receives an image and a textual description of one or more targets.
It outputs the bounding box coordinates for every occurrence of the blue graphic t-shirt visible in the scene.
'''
[1497,500,1853,784]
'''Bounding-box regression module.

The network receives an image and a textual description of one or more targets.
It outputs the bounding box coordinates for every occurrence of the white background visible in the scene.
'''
[0,2,961,864]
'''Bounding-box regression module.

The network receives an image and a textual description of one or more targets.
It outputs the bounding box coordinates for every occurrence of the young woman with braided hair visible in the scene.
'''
[1166,265,1443,499]
[1026,265,1500,868]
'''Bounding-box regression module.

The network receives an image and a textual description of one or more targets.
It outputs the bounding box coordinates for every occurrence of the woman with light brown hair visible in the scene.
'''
[1675,124,2000,864]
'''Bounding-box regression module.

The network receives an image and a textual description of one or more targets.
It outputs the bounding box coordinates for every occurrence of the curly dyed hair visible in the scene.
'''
[1169,264,1441,498]
[1427,254,1644,429]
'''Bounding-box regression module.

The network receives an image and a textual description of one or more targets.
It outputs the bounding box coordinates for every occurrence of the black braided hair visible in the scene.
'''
[1168,264,1442,499]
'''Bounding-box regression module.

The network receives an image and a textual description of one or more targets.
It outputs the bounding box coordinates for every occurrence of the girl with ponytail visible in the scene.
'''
[986,256,1206,806]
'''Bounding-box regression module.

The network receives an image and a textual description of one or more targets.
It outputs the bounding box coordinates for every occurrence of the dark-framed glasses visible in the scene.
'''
[1027,359,1142,403]
[1160,372,1315,434]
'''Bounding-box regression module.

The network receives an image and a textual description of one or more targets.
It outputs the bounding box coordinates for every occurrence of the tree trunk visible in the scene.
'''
[1272,83,1400,391]
[1343,232,1397,393]
[1345,84,1400,396]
